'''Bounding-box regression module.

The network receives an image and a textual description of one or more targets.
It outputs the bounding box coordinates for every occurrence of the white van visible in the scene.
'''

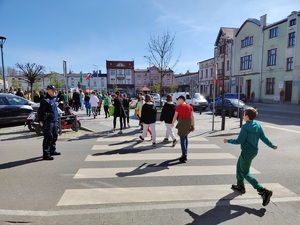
[170,92,208,111]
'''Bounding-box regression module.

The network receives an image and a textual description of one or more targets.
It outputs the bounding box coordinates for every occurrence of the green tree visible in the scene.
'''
[152,82,160,93]
[48,71,64,89]
[113,84,118,93]
[146,30,180,106]
[15,62,45,100]
[169,84,176,93]
[11,78,20,89]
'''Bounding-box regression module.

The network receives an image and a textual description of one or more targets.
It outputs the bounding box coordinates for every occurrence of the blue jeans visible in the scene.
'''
[180,136,188,156]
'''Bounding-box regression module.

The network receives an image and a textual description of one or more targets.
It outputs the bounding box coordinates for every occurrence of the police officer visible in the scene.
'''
[38,85,61,160]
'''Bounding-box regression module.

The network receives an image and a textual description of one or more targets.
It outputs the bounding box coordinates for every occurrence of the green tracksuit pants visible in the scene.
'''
[236,151,264,191]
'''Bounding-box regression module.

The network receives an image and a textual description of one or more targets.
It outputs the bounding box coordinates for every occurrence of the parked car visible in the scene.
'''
[215,93,247,103]
[210,98,252,117]
[171,92,208,111]
[0,93,39,127]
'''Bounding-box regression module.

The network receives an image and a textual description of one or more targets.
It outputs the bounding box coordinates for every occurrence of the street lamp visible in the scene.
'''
[0,36,6,93]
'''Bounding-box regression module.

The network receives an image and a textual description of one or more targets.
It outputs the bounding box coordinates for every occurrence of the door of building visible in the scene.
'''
[246,79,251,99]
[285,81,292,102]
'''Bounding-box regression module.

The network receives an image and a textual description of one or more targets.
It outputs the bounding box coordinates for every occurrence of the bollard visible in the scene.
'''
[228,105,232,118]
[239,108,244,128]
[58,117,62,135]
[75,115,78,132]
[199,106,202,115]
[221,109,226,130]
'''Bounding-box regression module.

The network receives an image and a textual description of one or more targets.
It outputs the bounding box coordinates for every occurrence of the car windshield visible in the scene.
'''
[193,93,204,99]
[230,99,245,105]
[7,96,28,105]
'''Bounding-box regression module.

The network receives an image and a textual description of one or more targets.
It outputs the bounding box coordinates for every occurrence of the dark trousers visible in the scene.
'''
[123,107,129,127]
[42,122,58,157]
[113,116,123,130]
[104,105,109,118]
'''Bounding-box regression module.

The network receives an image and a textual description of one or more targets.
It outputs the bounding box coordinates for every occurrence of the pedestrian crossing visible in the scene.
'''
[57,135,299,207]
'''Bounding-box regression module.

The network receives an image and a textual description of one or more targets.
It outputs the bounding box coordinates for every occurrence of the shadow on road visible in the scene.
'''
[185,192,266,225]
[0,156,43,170]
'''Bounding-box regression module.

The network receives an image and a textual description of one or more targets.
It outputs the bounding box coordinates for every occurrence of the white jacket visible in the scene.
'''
[89,94,99,107]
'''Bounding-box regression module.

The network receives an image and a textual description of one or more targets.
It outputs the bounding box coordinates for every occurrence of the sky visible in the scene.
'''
[0,0,299,75]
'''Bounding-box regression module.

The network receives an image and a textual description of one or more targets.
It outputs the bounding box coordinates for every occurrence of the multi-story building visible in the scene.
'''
[233,11,300,104]
[197,58,215,99]
[134,66,174,95]
[106,60,135,95]
[173,71,198,96]
[214,27,236,96]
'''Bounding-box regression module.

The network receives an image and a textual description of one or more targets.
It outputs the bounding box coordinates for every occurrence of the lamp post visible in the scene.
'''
[92,64,98,91]
[0,36,7,93]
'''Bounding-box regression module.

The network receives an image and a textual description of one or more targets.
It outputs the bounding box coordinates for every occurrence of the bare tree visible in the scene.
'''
[146,30,180,106]
[15,62,45,100]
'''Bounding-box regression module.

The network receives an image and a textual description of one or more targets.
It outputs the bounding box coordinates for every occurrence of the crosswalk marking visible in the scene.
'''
[73,165,260,179]
[57,183,297,206]
[97,136,209,142]
[85,153,236,161]
[91,143,220,150]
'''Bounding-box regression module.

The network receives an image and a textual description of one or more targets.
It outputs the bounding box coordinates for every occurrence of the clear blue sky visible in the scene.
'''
[0,0,299,74]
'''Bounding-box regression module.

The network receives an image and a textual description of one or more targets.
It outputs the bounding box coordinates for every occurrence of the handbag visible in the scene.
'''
[109,106,115,116]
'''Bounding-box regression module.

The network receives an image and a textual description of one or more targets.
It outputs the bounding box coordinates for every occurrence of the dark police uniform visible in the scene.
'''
[38,85,60,160]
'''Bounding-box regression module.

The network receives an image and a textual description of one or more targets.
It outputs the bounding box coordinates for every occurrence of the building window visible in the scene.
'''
[210,68,213,77]
[266,78,275,94]
[290,19,296,26]
[110,70,116,76]
[269,27,278,38]
[201,70,203,78]
[267,49,277,66]
[287,57,293,71]
[205,69,208,78]
[126,79,130,84]
[137,79,141,85]
[241,36,253,48]
[219,45,225,55]
[288,32,295,46]
[240,55,252,70]
[117,69,123,75]
[125,69,131,76]
[226,60,230,71]
[110,78,115,84]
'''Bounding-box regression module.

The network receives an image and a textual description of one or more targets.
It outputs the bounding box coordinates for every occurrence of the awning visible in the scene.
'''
[142,86,150,92]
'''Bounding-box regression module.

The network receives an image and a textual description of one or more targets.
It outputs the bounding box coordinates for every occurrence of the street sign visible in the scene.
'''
[231,80,236,87]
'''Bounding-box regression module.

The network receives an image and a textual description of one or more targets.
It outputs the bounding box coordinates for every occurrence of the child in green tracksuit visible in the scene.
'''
[223,108,278,206]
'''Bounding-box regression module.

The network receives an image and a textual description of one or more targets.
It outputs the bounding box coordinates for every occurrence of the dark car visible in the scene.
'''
[210,98,253,117]
[0,93,39,127]
[214,93,247,103]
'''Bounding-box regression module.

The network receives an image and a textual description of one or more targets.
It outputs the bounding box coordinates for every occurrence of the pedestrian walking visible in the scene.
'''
[139,94,157,147]
[112,91,126,134]
[250,91,255,104]
[79,90,85,110]
[279,89,284,104]
[122,93,132,128]
[38,85,61,160]
[223,108,278,206]
[84,92,91,116]
[72,90,80,111]
[160,94,178,147]
[135,94,145,130]
[89,91,99,119]
[172,95,195,163]
[103,93,111,118]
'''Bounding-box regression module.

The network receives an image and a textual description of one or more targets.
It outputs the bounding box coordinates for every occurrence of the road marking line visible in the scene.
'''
[73,165,259,178]
[97,136,209,142]
[91,143,220,150]
[264,125,300,134]
[85,153,236,161]
[57,183,297,206]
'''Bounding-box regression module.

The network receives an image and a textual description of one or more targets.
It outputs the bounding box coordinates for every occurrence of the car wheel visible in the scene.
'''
[233,110,238,117]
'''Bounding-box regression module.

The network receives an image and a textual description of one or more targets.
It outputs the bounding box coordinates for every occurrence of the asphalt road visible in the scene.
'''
[0,104,300,224]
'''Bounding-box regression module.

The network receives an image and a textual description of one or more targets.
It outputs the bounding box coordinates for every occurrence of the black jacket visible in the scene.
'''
[141,102,156,124]
[38,93,58,122]
[113,97,126,117]
[160,102,175,124]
